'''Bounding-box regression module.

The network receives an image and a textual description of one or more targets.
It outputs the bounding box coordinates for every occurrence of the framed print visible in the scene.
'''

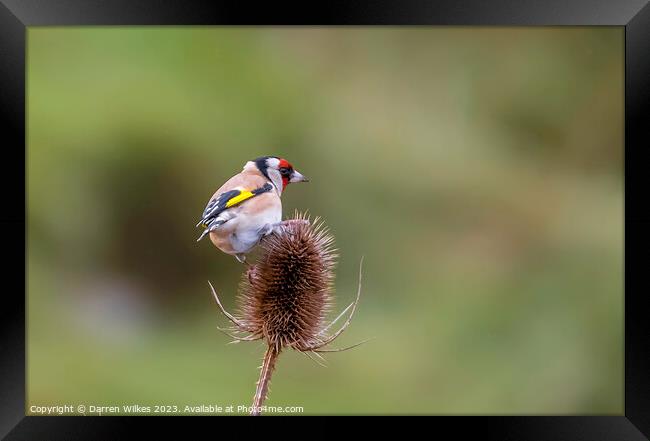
[1,0,649,438]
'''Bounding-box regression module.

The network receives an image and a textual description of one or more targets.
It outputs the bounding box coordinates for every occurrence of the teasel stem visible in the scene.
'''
[251,345,280,416]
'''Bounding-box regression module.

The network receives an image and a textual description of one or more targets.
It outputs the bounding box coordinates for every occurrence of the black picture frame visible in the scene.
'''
[2,0,648,438]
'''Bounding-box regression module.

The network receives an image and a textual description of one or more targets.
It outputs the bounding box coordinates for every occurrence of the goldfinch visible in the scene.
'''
[196,156,308,263]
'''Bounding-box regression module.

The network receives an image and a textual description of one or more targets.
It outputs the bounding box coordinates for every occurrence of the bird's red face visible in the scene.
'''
[254,156,309,193]
[277,158,308,190]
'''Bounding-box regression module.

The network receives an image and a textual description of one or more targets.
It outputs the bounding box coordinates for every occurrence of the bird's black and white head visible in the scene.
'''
[247,156,308,195]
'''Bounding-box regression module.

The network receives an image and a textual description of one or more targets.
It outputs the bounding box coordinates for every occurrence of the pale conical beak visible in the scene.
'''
[290,170,309,183]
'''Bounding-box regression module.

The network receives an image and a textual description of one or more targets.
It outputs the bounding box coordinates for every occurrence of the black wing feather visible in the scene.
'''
[196,183,273,228]
[196,189,241,227]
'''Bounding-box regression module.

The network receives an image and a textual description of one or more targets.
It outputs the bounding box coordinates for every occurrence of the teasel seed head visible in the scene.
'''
[208,212,367,415]
[238,213,337,353]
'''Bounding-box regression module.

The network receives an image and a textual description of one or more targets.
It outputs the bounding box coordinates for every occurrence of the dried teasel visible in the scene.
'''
[208,213,367,415]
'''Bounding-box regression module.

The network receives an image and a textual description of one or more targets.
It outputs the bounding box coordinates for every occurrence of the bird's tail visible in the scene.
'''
[196,218,226,242]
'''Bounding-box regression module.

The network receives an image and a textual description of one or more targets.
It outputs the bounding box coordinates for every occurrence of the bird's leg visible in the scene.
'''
[258,222,277,237]
[266,219,310,238]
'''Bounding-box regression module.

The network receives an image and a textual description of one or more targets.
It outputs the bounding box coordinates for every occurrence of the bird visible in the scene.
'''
[196,156,309,263]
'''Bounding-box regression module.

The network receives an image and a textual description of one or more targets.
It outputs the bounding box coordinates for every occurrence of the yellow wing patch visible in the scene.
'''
[197,182,273,232]
[225,190,255,208]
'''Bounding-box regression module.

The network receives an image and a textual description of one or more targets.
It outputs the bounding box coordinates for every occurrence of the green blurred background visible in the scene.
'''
[27,27,623,415]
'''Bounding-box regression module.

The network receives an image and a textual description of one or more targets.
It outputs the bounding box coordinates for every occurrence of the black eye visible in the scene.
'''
[279,167,291,176]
